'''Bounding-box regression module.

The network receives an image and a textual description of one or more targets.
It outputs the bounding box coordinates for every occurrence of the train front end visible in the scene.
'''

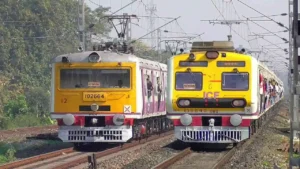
[50,51,137,144]
[166,41,255,143]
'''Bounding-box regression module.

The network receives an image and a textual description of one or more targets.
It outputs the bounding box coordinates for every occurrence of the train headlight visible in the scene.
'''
[88,52,101,62]
[180,114,192,126]
[232,99,246,107]
[178,99,191,107]
[205,51,219,59]
[91,103,99,112]
[230,114,242,127]
[113,114,125,126]
[63,114,75,126]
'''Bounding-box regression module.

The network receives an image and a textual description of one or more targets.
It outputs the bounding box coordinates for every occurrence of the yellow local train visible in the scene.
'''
[50,43,169,148]
[166,41,284,143]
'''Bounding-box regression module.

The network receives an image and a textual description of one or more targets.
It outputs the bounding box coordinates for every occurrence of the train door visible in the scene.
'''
[155,71,165,112]
[142,69,154,116]
[163,71,167,111]
[153,70,164,113]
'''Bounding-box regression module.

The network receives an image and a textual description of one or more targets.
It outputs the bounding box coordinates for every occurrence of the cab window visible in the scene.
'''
[175,72,203,90]
[221,72,249,91]
[60,69,130,89]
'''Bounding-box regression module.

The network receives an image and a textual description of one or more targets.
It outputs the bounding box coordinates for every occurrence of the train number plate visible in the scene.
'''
[83,92,106,102]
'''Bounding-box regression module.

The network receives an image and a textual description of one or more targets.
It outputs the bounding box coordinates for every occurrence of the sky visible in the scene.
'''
[86,0,289,89]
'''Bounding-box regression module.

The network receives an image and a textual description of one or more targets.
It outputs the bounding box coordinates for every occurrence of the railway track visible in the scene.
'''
[153,102,285,169]
[0,131,173,169]
[152,145,234,169]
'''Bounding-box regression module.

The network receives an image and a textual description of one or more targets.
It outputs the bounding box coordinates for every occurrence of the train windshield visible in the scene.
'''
[175,72,203,90]
[222,72,249,90]
[60,69,130,89]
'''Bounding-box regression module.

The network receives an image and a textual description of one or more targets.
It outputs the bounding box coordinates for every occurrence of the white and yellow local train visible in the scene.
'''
[166,41,284,143]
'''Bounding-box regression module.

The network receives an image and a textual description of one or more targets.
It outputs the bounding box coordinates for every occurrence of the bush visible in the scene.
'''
[0,143,16,164]
[0,114,52,130]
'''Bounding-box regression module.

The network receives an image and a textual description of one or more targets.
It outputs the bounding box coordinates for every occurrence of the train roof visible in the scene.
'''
[51,51,167,71]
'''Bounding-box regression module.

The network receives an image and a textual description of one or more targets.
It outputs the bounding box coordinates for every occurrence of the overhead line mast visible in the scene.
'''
[78,0,85,52]
[201,20,242,41]
[145,0,157,48]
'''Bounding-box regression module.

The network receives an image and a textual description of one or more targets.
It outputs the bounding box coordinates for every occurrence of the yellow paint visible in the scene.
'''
[54,62,136,114]
[171,51,252,113]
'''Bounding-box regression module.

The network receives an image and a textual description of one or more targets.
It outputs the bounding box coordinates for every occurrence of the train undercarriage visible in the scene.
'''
[56,115,173,150]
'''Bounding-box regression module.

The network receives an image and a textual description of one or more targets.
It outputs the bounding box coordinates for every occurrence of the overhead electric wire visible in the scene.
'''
[210,0,252,47]
[236,0,289,30]
[231,0,258,48]
[211,0,287,59]
[244,16,288,43]
[131,16,181,43]
[96,0,138,21]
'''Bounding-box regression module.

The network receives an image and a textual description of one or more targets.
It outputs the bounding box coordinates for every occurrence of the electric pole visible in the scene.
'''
[78,0,85,52]
[146,0,157,48]
[290,0,300,167]
[106,14,138,42]
[202,20,242,41]
[157,28,161,55]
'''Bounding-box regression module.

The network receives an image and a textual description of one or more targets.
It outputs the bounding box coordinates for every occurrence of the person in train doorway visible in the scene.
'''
[259,73,264,114]
[279,85,283,98]
[275,82,279,101]
[146,75,153,103]
[263,78,269,110]
[269,80,274,105]
[156,76,162,111]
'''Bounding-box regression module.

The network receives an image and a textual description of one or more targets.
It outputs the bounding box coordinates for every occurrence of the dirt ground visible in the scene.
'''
[0,125,57,143]
[223,105,290,169]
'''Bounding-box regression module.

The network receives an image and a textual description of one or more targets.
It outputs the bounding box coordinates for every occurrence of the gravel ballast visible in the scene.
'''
[223,105,290,169]
[74,135,184,169]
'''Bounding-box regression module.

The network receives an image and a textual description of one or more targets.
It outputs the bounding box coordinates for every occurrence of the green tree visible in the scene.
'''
[0,0,112,128]
[3,95,28,118]
[131,40,172,63]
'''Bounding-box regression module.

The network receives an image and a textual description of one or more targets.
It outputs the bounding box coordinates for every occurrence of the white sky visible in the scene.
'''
[86,0,289,86]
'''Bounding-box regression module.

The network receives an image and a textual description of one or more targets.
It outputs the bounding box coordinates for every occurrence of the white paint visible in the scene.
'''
[166,56,174,114]
[123,105,131,113]
[50,63,55,113]
[251,58,258,114]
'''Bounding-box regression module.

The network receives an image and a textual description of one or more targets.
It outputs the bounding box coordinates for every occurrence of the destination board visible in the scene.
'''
[179,61,208,67]
[217,61,245,67]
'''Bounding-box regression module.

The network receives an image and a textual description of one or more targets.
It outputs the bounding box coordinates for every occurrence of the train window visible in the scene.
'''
[60,69,130,89]
[221,72,249,91]
[175,72,203,90]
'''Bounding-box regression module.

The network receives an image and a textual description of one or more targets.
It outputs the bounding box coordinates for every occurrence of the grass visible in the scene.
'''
[0,139,66,165]
[0,143,16,164]
[262,161,270,166]
[0,113,53,130]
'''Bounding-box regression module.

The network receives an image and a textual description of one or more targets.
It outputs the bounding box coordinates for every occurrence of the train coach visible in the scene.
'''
[166,41,284,144]
[50,43,170,148]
